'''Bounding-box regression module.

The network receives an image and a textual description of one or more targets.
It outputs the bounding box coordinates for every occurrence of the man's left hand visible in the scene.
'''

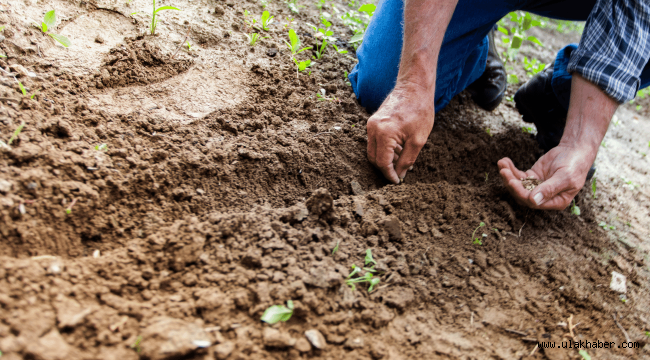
[498,143,596,210]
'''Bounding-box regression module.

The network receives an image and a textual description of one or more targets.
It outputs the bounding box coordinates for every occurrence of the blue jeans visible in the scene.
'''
[349,0,650,113]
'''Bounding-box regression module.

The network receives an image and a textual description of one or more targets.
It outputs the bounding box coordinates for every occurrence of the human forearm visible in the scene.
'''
[560,74,618,156]
[397,0,459,94]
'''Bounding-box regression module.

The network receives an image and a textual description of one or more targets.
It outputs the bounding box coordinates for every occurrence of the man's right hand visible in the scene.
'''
[367,84,435,184]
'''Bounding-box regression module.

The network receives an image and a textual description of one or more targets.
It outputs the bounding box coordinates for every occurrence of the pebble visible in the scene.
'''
[350,180,365,195]
[610,271,627,293]
[140,317,211,360]
[304,329,326,349]
[263,327,295,348]
[213,341,234,359]
[0,178,12,193]
[294,337,311,352]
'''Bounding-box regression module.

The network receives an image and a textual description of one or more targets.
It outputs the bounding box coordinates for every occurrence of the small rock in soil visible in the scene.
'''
[0,179,12,193]
[266,48,278,57]
[344,336,364,349]
[95,35,104,44]
[140,317,211,360]
[610,271,627,293]
[305,188,333,216]
[521,176,541,191]
[294,337,312,352]
[263,327,296,348]
[213,341,235,360]
[382,287,415,310]
[353,198,365,217]
[304,329,327,349]
[378,216,402,241]
[26,330,70,360]
[350,180,365,195]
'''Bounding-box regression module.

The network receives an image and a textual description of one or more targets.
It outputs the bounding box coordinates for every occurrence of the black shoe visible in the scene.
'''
[514,64,596,181]
[467,28,507,111]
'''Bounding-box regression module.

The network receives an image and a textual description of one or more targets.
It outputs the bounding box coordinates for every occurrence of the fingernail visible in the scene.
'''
[533,193,544,205]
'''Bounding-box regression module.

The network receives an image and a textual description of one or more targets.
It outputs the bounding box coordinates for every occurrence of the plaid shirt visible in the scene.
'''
[567,0,650,103]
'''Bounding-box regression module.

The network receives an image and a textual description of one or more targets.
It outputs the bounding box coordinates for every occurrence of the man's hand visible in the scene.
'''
[365,0,458,183]
[499,75,618,210]
[498,143,596,210]
[367,84,435,184]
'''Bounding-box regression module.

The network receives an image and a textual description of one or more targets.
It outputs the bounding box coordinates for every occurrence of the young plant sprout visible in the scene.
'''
[95,143,108,151]
[65,198,77,215]
[150,0,180,35]
[570,200,580,216]
[591,178,597,199]
[260,11,275,31]
[7,121,25,146]
[471,222,486,245]
[332,44,348,55]
[35,10,71,48]
[345,249,382,292]
[245,33,263,46]
[286,0,300,13]
[261,300,294,324]
[284,29,312,75]
[244,10,258,30]
[332,240,340,255]
[131,335,142,353]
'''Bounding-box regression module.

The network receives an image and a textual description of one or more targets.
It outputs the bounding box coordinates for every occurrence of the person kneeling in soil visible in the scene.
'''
[349,0,650,210]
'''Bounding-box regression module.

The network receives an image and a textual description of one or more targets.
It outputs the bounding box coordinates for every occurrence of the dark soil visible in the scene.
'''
[0,1,648,359]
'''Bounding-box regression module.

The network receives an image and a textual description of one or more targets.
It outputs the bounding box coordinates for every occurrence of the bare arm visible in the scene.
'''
[367,0,459,184]
[499,74,618,209]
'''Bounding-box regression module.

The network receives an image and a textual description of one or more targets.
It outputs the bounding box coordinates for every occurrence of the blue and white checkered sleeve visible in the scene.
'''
[567,0,650,103]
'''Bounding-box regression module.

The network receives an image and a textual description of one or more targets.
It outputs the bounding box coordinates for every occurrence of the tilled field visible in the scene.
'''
[0,0,649,359]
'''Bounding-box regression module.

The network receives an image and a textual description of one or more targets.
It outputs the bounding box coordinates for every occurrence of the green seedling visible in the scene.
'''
[313,39,328,59]
[485,172,489,182]
[598,221,615,230]
[95,143,108,151]
[260,0,269,8]
[497,11,543,61]
[283,17,295,29]
[578,350,591,360]
[522,126,534,134]
[149,0,180,35]
[243,10,258,30]
[65,198,77,215]
[316,90,341,103]
[645,331,650,338]
[507,73,519,84]
[245,33,264,46]
[284,29,312,75]
[185,41,192,51]
[131,335,142,353]
[7,121,25,146]
[347,264,362,279]
[35,10,71,47]
[523,56,546,77]
[260,11,274,31]
[346,3,375,46]
[286,0,300,13]
[570,200,580,216]
[343,70,351,86]
[365,248,377,266]
[332,44,348,54]
[332,240,340,255]
[261,300,294,324]
[346,271,380,292]
[601,141,607,148]
[16,81,39,99]
[485,128,492,137]
[591,178,597,199]
[471,222,486,245]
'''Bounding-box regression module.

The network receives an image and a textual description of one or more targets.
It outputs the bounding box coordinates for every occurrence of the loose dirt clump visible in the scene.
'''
[96,38,193,89]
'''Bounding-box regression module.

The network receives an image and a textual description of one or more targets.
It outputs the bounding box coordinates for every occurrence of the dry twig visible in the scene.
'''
[172,25,192,59]
[613,312,631,344]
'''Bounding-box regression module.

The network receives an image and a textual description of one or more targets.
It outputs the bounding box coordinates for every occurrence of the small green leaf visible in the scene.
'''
[153,6,180,14]
[358,4,376,16]
[347,264,361,279]
[511,35,523,49]
[507,74,519,84]
[349,32,364,43]
[17,81,26,96]
[288,29,299,51]
[332,240,340,255]
[49,33,71,47]
[522,13,532,30]
[570,200,581,216]
[368,277,380,292]
[365,248,377,266]
[261,303,293,324]
[578,350,591,360]
[43,10,56,31]
[527,35,543,47]
[497,26,509,35]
